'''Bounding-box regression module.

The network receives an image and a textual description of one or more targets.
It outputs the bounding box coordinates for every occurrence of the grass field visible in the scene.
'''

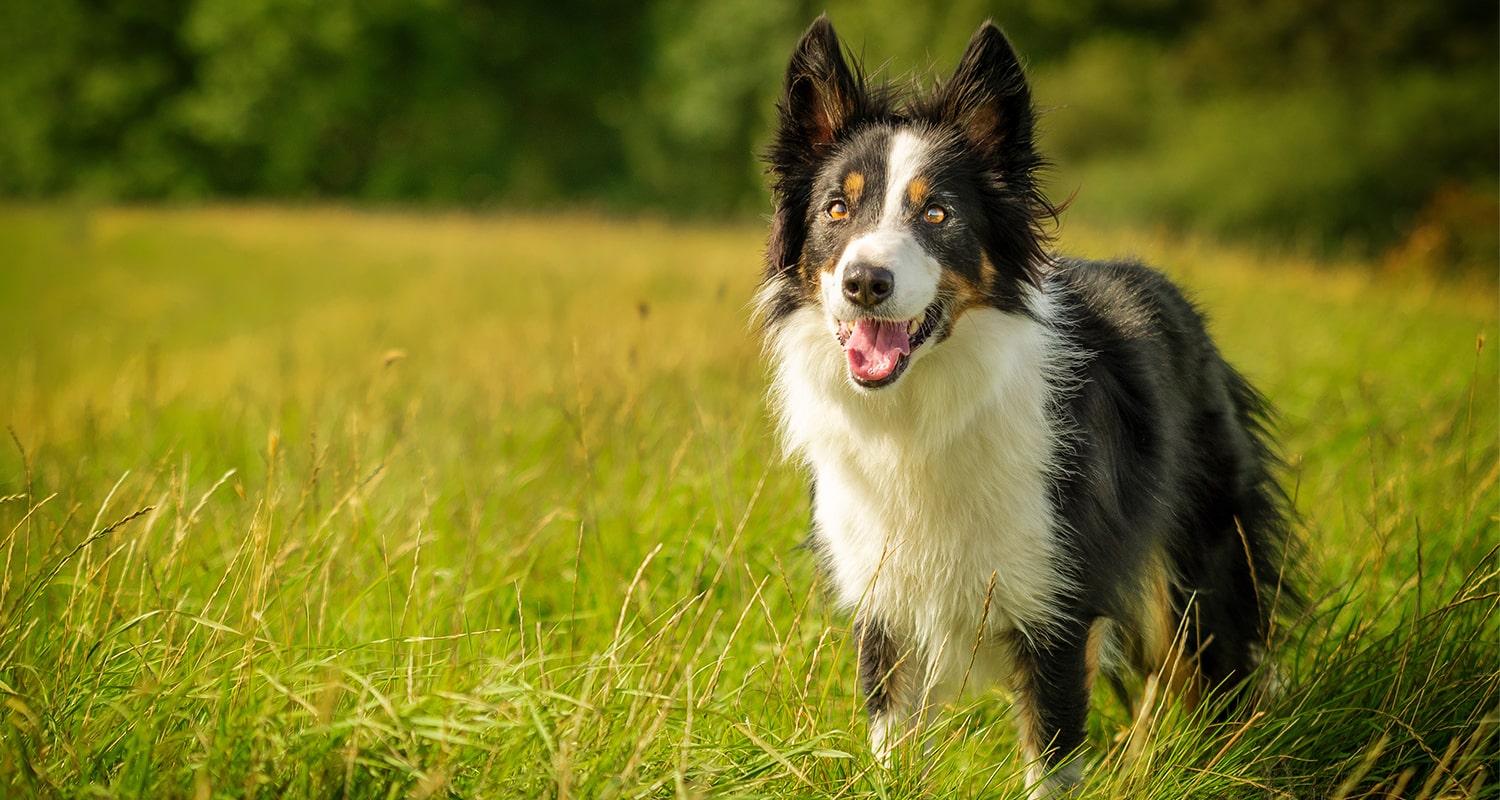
[0,205,1495,799]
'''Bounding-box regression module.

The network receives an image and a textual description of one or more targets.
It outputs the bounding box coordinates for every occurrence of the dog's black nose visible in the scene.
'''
[842,263,895,308]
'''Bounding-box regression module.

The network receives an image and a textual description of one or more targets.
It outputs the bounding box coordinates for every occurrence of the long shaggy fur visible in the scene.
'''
[757,15,1300,798]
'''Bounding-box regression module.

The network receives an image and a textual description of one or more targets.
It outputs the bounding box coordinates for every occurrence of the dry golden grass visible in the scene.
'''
[0,205,1494,798]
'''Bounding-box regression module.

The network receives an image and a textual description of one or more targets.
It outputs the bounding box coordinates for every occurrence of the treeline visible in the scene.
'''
[0,0,1494,266]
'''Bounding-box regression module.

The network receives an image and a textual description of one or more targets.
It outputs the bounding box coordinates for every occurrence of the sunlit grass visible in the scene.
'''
[0,205,1494,798]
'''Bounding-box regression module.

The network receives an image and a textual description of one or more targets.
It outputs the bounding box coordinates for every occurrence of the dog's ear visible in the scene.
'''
[939,23,1054,292]
[938,21,1034,164]
[765,15,862,275]
[778,15,861,152]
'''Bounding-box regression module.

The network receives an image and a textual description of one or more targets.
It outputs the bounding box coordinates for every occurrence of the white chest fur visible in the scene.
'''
[768,304,1075,678]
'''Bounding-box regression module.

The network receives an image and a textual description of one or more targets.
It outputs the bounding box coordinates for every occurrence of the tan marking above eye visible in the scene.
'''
[923,204,947,224]
[906,177,929,206]
[827,200,849,221]
[843,171,865,201]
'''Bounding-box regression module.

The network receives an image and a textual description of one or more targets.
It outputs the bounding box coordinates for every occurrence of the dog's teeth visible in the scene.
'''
[908,319,921,335]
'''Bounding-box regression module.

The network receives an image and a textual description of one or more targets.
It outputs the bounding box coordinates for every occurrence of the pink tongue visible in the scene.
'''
[844,319,911,382]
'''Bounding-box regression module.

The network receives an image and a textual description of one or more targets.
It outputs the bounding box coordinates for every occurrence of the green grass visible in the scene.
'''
[0,205,1495,799]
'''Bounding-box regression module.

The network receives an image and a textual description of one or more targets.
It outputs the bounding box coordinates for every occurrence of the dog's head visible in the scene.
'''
[760,16,1055,390]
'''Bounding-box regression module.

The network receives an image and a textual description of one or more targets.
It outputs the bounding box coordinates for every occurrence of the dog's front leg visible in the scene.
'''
[856,616,922,763]
[1008,621,1093,798]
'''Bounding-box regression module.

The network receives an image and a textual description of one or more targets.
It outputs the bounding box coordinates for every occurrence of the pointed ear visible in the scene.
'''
[938,21,1034,163]
[765,16,862,274]
[778,15,861,150]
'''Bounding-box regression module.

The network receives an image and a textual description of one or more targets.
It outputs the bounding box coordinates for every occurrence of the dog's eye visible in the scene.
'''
[827,200,849,221]
[923,204,947,224]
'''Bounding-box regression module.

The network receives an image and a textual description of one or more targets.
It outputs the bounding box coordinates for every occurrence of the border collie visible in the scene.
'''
[756,16,1298,797]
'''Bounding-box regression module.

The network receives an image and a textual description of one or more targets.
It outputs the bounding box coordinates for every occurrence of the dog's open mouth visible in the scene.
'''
[835,304,943,388]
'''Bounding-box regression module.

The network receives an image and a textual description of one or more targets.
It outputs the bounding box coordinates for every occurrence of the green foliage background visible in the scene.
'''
[0,0,1495,263]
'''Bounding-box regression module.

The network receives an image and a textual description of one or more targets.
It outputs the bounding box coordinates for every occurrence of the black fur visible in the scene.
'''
[856,617,902,717]
[1044,258,1297,665]
[760,16,1301,792]
[1008,621,1094,773]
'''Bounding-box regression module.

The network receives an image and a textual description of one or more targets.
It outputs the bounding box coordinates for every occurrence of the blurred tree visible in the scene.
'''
[0,0,1492,267]
[175,0,647,203]
[1040,0,1499,258]
[0,0,198,196]
[1178,0,1495,89]
[622,0,807,214]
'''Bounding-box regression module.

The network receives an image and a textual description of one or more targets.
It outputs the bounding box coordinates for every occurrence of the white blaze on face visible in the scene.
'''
[880,131,928,230]
[821,130,942,325]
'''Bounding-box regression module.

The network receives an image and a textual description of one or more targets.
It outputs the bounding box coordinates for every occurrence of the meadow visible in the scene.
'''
[0,205,1494,798]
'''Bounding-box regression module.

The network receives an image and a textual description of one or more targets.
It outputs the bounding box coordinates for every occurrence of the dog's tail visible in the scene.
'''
[1225,366,1303,640]
[1166,365,1302,708]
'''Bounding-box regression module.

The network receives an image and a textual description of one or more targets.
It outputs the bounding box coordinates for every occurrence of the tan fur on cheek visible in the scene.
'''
[938,256,1002,330]
[795,255,836,299]
[938,271,988,320]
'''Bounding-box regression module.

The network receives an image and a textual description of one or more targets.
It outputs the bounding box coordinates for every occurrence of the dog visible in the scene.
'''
[756,16,1298,797]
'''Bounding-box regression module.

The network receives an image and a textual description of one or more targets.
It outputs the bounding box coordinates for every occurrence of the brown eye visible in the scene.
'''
[923,204,947,224]
[827,200,849,221]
